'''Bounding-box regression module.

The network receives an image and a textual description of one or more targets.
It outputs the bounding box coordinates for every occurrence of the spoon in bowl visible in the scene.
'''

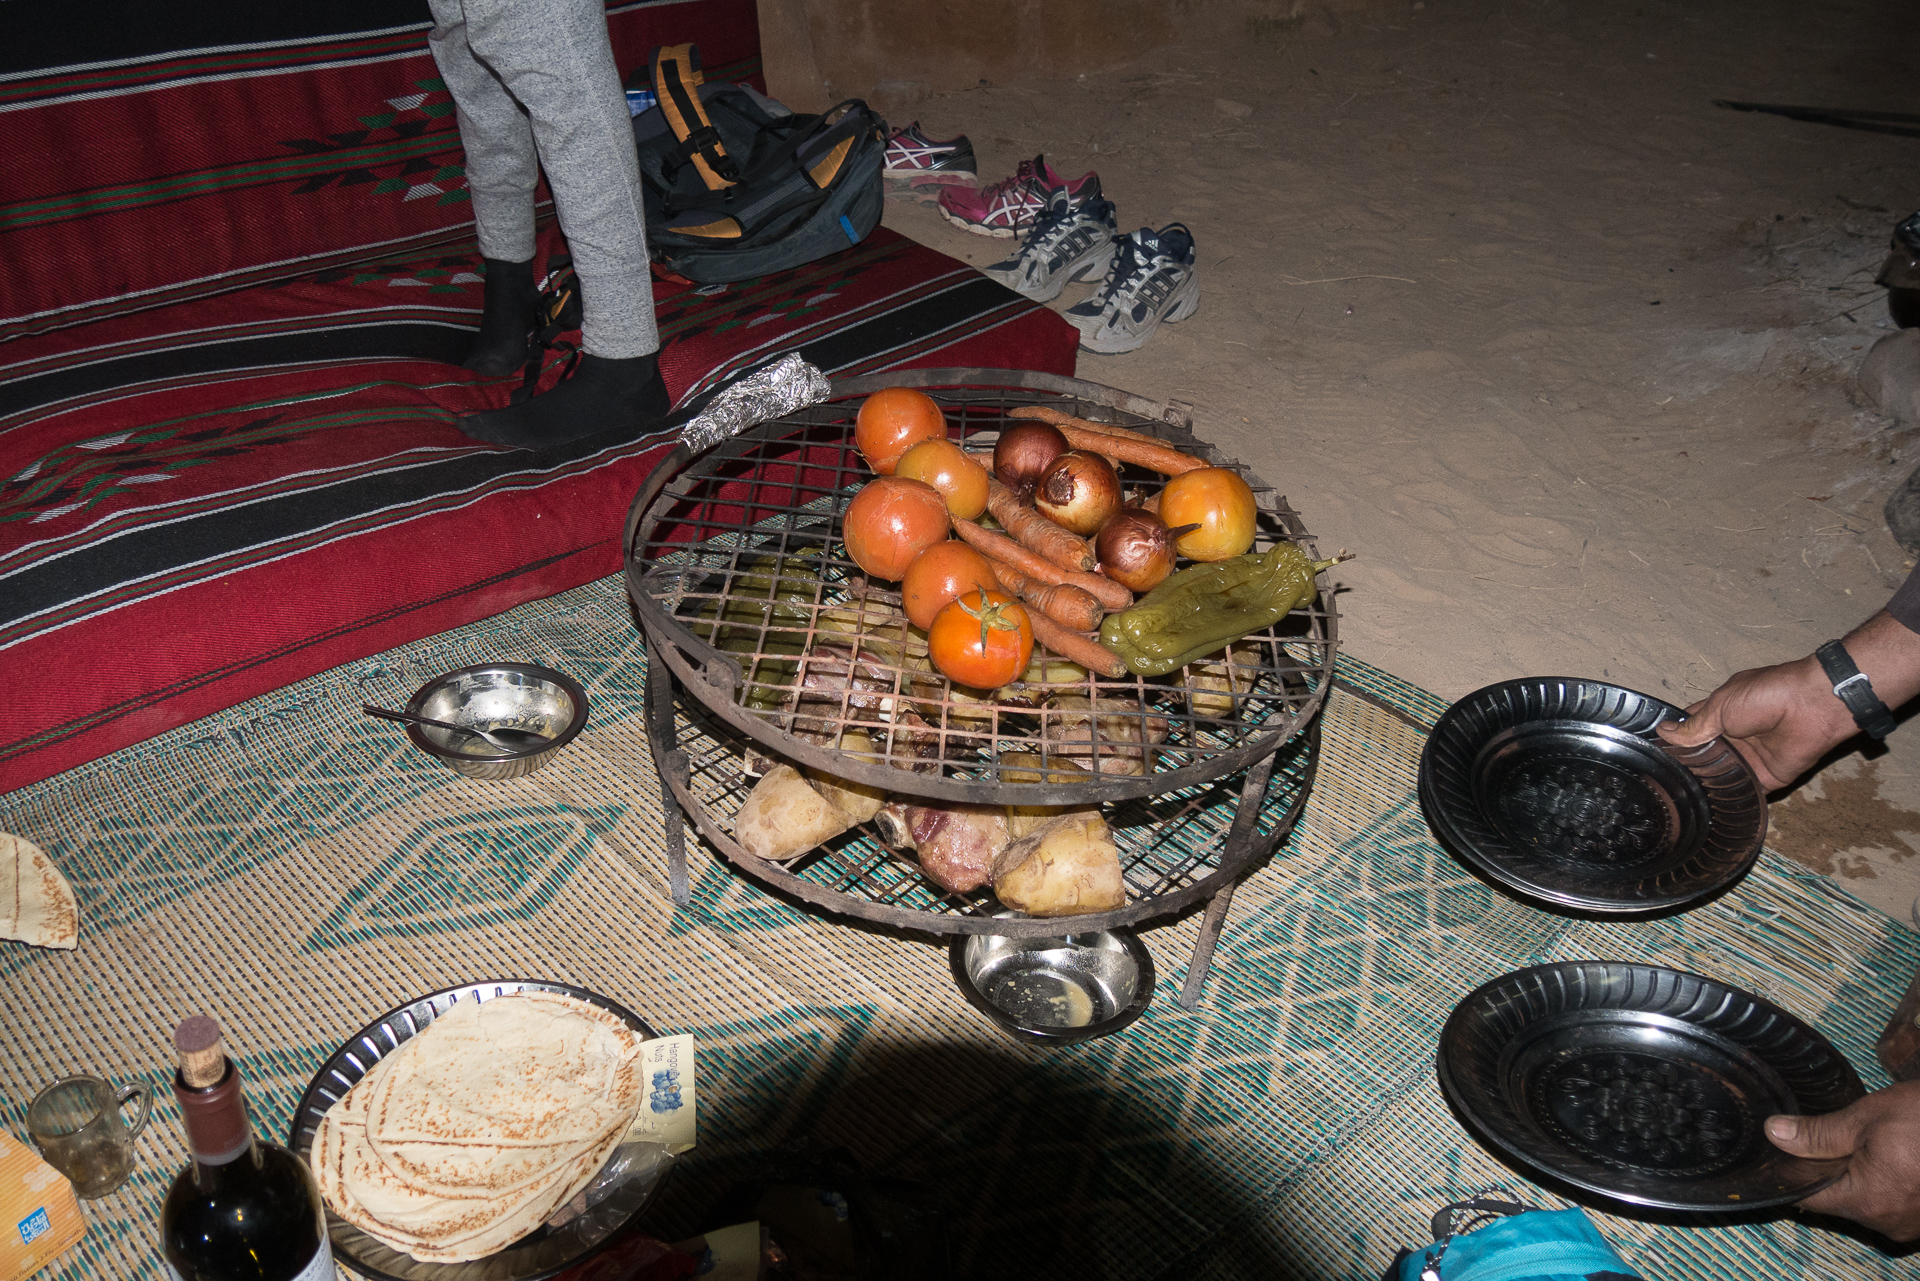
[362,706,551,753]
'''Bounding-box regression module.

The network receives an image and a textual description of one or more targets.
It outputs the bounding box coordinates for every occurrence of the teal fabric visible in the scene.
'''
[1392,1209,1639,1281]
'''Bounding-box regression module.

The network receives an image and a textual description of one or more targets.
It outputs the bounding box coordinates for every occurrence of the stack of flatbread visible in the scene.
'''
[1,834,78,951]
[310,992,644,1263]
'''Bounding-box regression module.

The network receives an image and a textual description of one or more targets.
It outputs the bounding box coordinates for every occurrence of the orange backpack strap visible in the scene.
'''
[648,43,738,190]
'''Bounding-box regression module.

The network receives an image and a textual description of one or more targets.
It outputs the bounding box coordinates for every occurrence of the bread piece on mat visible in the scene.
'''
[0,833,78,950]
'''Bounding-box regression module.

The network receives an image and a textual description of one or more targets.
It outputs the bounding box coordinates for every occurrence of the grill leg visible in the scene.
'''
[664,751,690,907]
[1177,885,1237,1009]
[644,640,691,909]
[1173,745,1280,1009]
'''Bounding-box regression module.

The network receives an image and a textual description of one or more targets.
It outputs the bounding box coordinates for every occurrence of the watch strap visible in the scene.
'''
[1815,639,1899,740]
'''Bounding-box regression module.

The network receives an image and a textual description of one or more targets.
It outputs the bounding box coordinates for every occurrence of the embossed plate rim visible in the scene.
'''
[1418,676,1768,915]
[1437,960,1863,1212]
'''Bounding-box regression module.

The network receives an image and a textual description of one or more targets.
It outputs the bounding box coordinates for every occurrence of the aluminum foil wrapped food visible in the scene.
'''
[678,352,833,455]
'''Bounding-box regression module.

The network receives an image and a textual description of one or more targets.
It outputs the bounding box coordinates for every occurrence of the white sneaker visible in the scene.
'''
[980,187,1119,302]
[1065,224,1200,355]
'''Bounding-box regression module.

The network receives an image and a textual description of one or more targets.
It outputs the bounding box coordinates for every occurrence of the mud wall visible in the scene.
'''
[758,0,1379,115]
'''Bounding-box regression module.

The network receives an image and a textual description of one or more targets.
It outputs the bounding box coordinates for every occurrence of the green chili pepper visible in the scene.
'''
[1098,541,1346,677]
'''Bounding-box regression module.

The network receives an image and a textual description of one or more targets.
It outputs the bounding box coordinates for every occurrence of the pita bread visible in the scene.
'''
[0,834,77,950]
[399,1125,625,1263]
[366,995,639,1143]
[308,992,643,1263]
[321,1057,583,1253]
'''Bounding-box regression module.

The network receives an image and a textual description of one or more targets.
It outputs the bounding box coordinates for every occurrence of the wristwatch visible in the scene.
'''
[1815,639,1899,740]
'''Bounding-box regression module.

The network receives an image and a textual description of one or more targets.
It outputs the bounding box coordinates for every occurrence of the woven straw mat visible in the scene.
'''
[1,573,1916,1280]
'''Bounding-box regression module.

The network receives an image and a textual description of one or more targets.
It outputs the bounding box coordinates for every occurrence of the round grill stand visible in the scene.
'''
[623,369,1340,1008]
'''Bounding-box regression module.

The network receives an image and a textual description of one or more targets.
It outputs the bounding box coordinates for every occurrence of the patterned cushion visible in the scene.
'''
[0,225,1078,793]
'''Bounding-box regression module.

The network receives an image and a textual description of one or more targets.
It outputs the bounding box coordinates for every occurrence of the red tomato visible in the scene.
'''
[842,477,950,580]
[894,438,990,521]
[927,588,1034,689]
[854,387,947,475]
[901,541,999,630]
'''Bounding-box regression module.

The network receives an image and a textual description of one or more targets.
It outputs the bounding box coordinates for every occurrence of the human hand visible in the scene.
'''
[1655,654,1856,791]
[1768,1082,1920,1241]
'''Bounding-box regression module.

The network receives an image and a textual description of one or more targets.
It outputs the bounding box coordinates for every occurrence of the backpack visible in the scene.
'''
[632,43,886,284]
[1383,1199,1641,1281]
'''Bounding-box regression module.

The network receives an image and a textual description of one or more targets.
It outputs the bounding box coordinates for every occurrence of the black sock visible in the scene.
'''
[463,257,539,377]
[455,351,671,450]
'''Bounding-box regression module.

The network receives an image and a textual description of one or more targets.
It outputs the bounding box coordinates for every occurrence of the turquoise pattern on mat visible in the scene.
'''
[3,572,1919,1281]
[306,802,627,950]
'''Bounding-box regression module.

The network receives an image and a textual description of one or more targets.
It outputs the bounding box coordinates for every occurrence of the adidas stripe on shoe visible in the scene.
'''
[1066,223,1201,355]
[981,186,1119,302]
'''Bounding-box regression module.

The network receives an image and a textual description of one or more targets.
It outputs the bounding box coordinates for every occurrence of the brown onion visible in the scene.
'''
[1095,509,1186,592]
[993,422,1069,494]
[1034,450,1122,536]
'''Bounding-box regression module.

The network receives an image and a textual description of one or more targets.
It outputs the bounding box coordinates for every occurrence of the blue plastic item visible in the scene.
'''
[1386,1203,1640,1281]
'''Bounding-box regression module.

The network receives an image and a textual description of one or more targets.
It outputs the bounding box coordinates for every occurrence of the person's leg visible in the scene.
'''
[452,0,669,447]
[427,0,540,375]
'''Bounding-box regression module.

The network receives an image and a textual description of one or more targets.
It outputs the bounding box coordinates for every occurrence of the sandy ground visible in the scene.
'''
[879,0,1920,920]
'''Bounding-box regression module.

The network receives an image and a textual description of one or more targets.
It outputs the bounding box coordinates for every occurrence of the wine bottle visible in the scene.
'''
[159,1016,334,1281]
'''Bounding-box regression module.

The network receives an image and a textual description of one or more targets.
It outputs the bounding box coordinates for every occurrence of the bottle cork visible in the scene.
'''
[173,1015,226,1089]
[173,1015,250,1163]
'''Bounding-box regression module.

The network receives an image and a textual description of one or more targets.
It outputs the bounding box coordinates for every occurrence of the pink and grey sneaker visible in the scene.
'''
[937,154,1101,238]
[883,123,977,194]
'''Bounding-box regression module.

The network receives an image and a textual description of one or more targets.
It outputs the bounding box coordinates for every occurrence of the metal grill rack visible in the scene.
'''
[622,369,1342,1006]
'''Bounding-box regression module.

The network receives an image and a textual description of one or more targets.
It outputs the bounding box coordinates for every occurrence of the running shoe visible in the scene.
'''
[883,123,977,191]
[937,154,1100,238]
[1066,223,1201,355]
[981,186,1120,301]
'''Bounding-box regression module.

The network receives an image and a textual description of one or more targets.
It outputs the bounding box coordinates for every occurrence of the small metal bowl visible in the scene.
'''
[403,663,588,780]
[950,918,1155,1045]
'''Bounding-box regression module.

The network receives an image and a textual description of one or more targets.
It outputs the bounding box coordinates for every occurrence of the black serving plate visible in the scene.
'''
[289,980,667,1281]
[1437,961,1863,1211]
[1419,677,1767,915]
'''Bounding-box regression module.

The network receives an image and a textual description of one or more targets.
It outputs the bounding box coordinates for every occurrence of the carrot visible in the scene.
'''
[988,558,1104,631]
[985,479,1096,572]
[1058,424,1208,476]
[954,520,1134,611]
[1008,405,1209,475]
[1026,609,1127,679]
[1010,405,1169,448]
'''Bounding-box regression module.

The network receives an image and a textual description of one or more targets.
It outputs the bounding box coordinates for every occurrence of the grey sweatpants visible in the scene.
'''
[428,0,659,359]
